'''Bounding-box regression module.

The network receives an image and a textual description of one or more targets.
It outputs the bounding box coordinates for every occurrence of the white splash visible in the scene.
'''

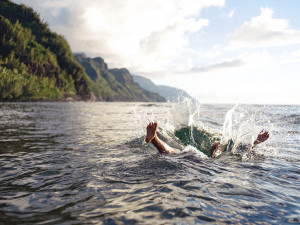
[220,104,238,145]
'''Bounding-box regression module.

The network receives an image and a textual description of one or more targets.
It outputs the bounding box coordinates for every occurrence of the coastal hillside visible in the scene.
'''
[0,0,90,100]
[75,54,165,102]
[0,0,171,102]
[132,75,191,101]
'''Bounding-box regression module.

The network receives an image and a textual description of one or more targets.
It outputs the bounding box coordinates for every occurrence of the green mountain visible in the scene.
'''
[132,74,191,101]
[0,0,91,100]
[0,0,166,102]
[75,54,165,102]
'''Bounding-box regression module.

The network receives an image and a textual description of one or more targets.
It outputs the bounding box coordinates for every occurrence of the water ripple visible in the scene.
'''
[0,103,299,224]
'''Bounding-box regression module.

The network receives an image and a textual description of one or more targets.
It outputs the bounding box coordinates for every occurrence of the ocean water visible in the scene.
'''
[0,102,299,224]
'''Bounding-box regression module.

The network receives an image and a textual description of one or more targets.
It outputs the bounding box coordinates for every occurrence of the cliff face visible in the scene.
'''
[0,0,91,100]
[75,54,166,102]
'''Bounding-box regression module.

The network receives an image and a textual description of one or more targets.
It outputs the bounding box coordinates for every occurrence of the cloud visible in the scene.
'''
[188,49,273,74]
[228,9,235,18]
[13,0,225,74]
[229,7,300,49]
[282,48,300,63]
[190,59,244,73]
[238,50,273,67]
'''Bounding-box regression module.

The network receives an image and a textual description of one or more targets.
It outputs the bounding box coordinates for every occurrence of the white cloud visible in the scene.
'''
[182,50,273,74]
[239,50,273,67]
[229,7,300,49]
[13,0,224,74]
[190,59,244,73]
[282,48,300,63]
[228,9,235,18]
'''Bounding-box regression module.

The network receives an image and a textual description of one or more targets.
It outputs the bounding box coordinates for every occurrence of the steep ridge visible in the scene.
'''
[75,54,165,102]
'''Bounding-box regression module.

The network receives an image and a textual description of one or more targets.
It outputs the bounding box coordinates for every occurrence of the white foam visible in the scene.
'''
[181,145,209,159]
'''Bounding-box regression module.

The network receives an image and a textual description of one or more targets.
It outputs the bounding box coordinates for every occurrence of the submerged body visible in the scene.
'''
[174,127,220,157]
[146,122,269,158]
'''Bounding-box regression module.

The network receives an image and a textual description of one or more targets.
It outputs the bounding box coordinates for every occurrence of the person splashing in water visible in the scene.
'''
[145,122,270,158]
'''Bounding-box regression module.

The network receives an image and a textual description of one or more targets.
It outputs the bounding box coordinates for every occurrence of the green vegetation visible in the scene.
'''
[75,54,165,102]
[0,0,165,102]
[0,0,90,100]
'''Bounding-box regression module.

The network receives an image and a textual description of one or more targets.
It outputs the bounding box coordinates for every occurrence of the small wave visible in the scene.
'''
[280,114,300,125]
[124,136,145,148]
[180,145,209,159]
[139,103,165,107]
[103,155,185,184]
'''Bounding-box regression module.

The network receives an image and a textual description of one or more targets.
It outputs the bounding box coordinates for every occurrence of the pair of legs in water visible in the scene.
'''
[145,122,269,158]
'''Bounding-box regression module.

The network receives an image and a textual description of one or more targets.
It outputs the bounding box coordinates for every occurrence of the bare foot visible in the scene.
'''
[211,142,220,158]
[145,122,158,143]
[211,142,225,158]
[253,130,269,146]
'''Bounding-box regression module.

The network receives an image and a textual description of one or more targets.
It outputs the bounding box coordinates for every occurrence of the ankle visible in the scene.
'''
[151,135,158,144]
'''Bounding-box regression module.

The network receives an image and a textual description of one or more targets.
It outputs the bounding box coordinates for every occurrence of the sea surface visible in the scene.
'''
[0,102,299,224]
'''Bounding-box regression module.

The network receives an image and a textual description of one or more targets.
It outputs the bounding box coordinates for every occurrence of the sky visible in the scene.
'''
[13,0,300,104]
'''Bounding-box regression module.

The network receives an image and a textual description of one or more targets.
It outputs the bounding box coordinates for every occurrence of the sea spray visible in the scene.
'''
[132,100,274,160]
[218,104,275,160]
[169,98,205,130]
[220,104,238,145]
[131,104,160,141]
[187,98,201,145]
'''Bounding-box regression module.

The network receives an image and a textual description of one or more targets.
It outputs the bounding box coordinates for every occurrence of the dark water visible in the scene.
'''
[0,102,299,224]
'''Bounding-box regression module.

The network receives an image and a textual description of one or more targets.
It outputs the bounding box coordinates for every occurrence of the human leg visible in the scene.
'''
[146,122,179,154]
[211,130,270,158]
